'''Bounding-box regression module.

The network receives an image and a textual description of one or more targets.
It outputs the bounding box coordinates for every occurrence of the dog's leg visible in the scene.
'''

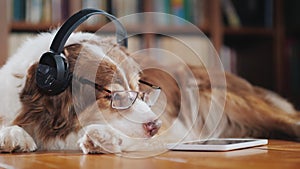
[0,125,37,152]
[78,124,122,154]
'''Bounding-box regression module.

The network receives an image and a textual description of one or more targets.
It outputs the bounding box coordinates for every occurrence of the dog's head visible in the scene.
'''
[14,33,161,141]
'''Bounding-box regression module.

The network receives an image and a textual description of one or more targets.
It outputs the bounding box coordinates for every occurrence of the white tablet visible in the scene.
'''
[166,138,268,151]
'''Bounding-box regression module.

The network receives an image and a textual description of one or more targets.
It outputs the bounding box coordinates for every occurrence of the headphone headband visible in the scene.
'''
[50,8,128,54]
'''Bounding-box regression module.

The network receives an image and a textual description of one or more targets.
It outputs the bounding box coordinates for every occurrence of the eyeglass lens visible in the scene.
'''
[142,89,161,106]
[111,91,138,109]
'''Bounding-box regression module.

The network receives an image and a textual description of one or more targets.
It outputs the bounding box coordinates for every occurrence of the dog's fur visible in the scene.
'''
[0,32,299,153]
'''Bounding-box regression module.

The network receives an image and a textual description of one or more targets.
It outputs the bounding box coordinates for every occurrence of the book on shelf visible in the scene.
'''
[11,0,145,25]
[11,0,207,27]
[83,0,142,25]
[171,0,185,25]
[42,0,51,23]
[285,0,300,29]
[286,38,300,97]
[153,0,172,25]
[51,0,62,24]
[220,46,237,74]
[11,0,69,24]
[221,0,241,28]
[12,0,26,21]
[221,0,273,28]
[82,0,107,25]
[153,0,206,26]
[264,0,273,28]
[110,0,142,25]
[26,0,42,23]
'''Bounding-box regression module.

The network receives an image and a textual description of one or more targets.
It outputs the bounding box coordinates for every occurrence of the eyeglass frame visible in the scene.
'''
[77,77,161,109]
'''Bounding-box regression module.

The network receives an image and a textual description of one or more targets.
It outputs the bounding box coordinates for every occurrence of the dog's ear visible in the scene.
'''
[63,43,117,88]
[20,63,40,96]
[14,46,81,133]
[15,60,78,142]
[63,43,114,84]
[63,44,83,73]
[20,44,81,96]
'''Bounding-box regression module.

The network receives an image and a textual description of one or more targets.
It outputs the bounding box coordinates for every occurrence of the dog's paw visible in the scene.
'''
[0,125,37,153]
[78,125,122,154]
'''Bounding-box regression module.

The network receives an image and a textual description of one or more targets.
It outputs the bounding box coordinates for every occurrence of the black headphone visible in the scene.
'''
[35,9,128,95]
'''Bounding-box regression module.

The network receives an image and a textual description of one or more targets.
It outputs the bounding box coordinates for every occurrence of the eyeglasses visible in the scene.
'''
[78,78,161,110]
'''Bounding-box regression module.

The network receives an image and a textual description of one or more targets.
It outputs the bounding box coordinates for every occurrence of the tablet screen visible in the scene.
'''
[183,139,258,145]
[167,138,268,151]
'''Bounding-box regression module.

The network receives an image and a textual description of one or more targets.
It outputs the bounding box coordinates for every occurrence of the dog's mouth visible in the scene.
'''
[143,120,162,137]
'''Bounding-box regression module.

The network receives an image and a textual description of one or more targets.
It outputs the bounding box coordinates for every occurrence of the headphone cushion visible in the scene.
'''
[36,52,70,95]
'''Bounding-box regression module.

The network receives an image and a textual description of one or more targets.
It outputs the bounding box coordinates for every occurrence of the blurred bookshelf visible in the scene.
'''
[1,0,297,106]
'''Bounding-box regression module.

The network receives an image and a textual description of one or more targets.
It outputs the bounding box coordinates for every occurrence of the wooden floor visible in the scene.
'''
[0,140,299,169]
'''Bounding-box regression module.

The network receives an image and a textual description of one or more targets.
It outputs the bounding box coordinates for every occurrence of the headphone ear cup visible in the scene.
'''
[36,52,71,95]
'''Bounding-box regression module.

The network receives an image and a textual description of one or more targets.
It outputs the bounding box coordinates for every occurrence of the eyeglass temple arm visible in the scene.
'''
[77,77,111,93]
[77,77,160,92]
[139,80,161,89]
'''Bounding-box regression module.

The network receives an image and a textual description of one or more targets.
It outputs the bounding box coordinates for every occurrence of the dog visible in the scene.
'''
[0,32,162,154]
[0,31,299,154]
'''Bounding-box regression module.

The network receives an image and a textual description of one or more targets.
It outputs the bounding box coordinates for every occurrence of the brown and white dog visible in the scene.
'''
[0,31,299,154]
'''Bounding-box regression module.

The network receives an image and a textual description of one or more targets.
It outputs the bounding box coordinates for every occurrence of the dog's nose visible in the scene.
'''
[143,120,162,137]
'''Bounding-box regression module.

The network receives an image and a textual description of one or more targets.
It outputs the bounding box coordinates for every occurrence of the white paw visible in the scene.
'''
[0,125,37,153]
[78,125,122,154]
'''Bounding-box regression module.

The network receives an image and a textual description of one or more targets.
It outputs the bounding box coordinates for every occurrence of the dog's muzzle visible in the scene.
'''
[143,120,162,137]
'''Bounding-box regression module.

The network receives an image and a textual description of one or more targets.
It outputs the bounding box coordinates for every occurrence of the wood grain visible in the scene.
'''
[0,140,299,169]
